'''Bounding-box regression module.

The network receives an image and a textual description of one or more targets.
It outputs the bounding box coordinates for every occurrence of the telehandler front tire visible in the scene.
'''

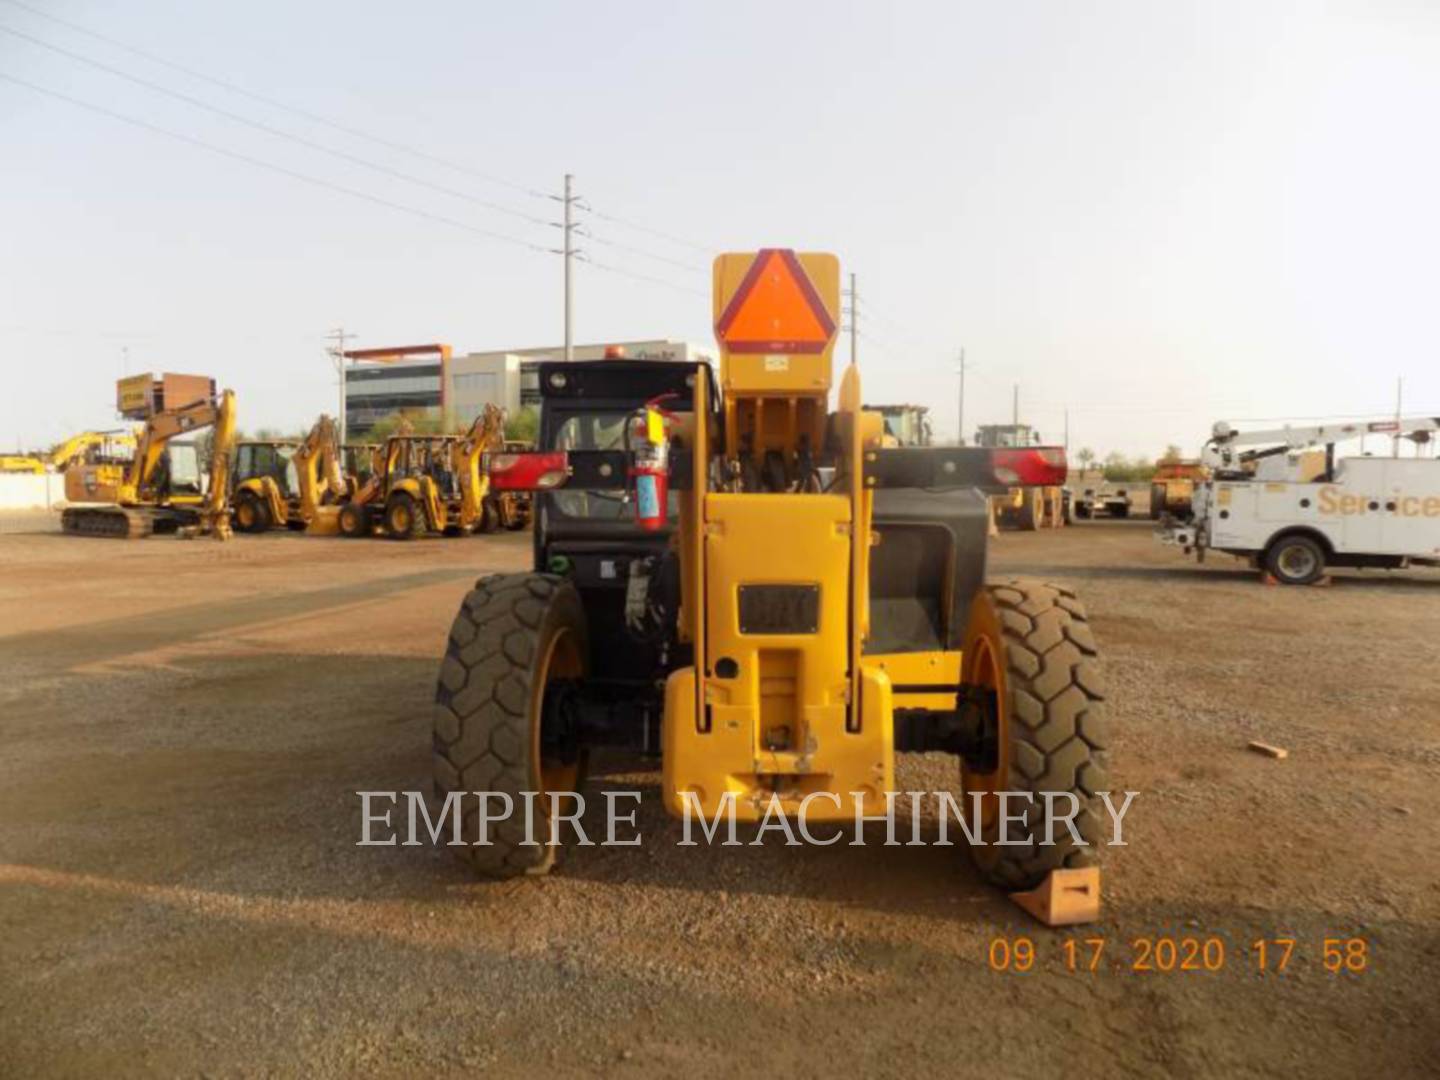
[959,580,1109,891]
[433,573,589,878]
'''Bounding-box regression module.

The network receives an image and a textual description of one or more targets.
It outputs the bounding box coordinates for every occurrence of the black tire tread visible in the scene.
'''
[974,579,1109,891]
[432,572,582,878]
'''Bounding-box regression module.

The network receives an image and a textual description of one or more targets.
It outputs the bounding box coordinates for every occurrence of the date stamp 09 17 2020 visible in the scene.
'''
[986,934,1371,976]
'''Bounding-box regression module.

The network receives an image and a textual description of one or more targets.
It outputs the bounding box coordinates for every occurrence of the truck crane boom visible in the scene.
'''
[1205,416,1440,471]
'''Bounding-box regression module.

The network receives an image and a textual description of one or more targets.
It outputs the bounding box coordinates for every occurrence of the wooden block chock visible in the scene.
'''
[1009,867,1101,927]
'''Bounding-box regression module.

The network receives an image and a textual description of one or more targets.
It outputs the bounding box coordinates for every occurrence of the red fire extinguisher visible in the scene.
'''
[628,396,674,532]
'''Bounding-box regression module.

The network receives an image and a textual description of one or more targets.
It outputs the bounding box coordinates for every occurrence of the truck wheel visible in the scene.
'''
[1112,505,1130,519]
[1266,534,1326,585]
[234,493,270,533]
[384,493,422,540]
[433,573,589,877]
[337,502,369,538]
[958,580,1109,891]
[1149,484,1165,520]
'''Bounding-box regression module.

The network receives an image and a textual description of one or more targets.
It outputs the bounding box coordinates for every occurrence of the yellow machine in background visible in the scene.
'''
[431,249,1109,921]
[231,415,346,534]
[62,373,236,539]
[346,405,507,539]
[1149,459,1207,520]
[1,429,138,497]
[975,423,1066,530]
[867,403,933,448]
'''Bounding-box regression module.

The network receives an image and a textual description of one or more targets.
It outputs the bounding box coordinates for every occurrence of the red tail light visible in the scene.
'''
[488,451,570,490]
[992,447,1067,487]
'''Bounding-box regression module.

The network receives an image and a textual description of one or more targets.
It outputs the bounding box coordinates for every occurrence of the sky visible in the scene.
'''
[3,0,1439,457]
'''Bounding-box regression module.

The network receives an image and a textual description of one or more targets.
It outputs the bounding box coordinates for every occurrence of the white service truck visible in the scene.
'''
[1159,417,1440,584]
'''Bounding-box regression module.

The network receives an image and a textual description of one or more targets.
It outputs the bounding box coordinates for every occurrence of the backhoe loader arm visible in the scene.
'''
[201,390,237,537]
[455,404,506,527]
[294,414,344,521]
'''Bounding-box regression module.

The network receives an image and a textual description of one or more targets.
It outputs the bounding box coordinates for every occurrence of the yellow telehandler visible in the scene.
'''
[431,249,1109,918]
[62,373,236,539]
[230,415,347,534]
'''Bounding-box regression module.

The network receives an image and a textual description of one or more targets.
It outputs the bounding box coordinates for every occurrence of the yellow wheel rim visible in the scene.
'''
[532,625,583,796]
[959,596,1009,835]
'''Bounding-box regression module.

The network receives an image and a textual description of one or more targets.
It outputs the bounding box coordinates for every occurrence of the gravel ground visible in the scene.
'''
[1,513,1437,1077]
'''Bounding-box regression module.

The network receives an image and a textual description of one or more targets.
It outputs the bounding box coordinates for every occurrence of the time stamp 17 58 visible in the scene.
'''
[986,934,1371,975]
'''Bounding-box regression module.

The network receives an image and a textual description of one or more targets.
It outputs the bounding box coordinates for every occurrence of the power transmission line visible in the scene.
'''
[1,0,717,269]
[580,203,714,255]
[0,23,556,231]
[0,71,554,254]
[0,0,550,200]
[578,255,708,298]
[575,226,706,274]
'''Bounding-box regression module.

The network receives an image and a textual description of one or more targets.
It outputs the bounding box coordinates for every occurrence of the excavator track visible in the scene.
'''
[60,506,173,539]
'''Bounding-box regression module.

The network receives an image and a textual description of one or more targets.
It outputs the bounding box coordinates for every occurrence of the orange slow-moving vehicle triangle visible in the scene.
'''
[715,249,837,354]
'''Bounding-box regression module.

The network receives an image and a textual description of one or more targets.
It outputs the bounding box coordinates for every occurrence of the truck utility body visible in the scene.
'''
[1160,416,1440,584]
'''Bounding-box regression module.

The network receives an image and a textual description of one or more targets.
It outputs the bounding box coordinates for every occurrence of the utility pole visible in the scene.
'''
[1394,376,1403,458]
[1064,408,1070,452]
[554,173,580,362]
[326,327,356,444]
[1012,383,1019,428]
[955,348,967,446]
[848,272,858,366]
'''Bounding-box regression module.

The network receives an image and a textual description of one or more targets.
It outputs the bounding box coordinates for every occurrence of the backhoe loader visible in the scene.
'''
[62,373,236,539]
[432,249,1109,912]
[364,406,506,539]
[231,415,346,534]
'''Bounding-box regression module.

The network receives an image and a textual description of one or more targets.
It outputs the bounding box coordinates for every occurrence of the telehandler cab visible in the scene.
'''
[432,250,1108,908]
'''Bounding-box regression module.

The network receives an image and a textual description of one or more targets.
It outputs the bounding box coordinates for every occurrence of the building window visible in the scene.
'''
[453,372,499,397]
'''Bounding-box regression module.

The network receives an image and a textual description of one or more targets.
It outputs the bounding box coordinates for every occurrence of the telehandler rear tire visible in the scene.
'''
[959,580,1109,891]
[433,573,589,878]
[384,493,423,540]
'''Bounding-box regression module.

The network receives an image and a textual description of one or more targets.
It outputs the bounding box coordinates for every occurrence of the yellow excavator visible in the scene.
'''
[231,415,347,534]
[2,429,138,480]
[62,373,236,539]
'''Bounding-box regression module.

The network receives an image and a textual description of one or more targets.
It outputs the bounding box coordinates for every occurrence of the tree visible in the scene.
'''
[1076,447,1096,473]
[365,410,448,442]
[1102,451,1156,483]
[1159,443,1184,463]
[504,406,539,444]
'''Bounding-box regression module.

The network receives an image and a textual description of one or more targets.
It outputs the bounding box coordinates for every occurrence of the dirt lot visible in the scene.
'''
[2,511,1437,1077]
